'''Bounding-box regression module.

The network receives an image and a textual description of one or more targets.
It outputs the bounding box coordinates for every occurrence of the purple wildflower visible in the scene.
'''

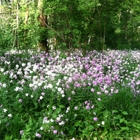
[36,132,41,138]
[93,117,98,121]
[53,130,57,134]
[20,130,23,135]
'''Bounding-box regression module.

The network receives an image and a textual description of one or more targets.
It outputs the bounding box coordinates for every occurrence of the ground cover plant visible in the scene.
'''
[0,49,140,140]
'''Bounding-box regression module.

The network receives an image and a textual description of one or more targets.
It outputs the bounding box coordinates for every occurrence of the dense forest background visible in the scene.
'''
[0,0,140,52]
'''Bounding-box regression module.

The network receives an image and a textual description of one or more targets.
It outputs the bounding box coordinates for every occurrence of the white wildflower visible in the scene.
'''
[3,109,7,112]
[59,121,65,125]
[47,83,53,88]
[8,114,12,117]
[2,83,6,88]
[101,121,105,125]
[40,96,43,100]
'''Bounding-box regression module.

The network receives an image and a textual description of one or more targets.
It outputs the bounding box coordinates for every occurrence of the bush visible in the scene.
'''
[0,18,14,51]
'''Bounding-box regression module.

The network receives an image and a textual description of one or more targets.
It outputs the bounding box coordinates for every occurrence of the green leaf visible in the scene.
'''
[122,111,128,115]
[100,131,108,137]
[56,108,61,114]
[84,121,89,126]
[120,127,129,131]
[112,110,118,114]
[75,120,81,127]
[59,105,65,108]
[52,113,57,119]
[120,118,124,123]
[88,125,94,130]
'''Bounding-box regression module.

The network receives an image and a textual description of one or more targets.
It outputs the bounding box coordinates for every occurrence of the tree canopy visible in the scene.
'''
[0,0,140,51]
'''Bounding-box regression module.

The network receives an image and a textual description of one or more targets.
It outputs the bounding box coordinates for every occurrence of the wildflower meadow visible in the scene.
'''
[0,49,140,140]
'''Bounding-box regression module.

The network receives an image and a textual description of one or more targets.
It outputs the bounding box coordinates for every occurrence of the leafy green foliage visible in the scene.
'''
[0,0,140,50]
[0,18,14,50]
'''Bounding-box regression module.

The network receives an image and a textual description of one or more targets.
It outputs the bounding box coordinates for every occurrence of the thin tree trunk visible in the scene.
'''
[15,0,19,48]
[24,0,29,48]
[103,20,106,51]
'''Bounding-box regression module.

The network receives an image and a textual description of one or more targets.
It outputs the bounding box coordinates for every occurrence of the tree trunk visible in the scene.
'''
[37,0,49,53]
[24,0,29,48]
[15,0,19,48]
